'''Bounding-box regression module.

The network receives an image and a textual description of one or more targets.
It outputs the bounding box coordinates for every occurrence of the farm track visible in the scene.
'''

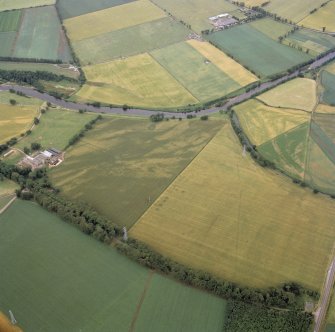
[1,51,335,118]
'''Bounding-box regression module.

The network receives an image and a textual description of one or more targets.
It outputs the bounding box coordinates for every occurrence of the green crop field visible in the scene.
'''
[0,195,15,211]
[0,91,43,106]
[314,113,335,145]
[50,117,223,228]
[72,17,190,65]
[0,0,55,12]
[57,0,135,20]
[321,70,335,105]
[13,6,72,62]
[131,123,335,290]
[0,32,16,57]
[0,199,227,331]
[0,10,21,32]
[151,42,240,102]
[16,109,97,151]
[207,24,312,77]
[250,17,292,41]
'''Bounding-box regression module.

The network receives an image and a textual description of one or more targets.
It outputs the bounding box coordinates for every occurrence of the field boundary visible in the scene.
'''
[0,195,16,215]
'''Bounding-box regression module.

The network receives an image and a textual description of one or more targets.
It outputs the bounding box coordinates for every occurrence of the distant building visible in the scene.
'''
[208,13,238,29]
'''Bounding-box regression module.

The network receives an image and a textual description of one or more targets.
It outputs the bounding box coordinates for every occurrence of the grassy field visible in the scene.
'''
[0,10,21,32]
[131,123,335,290]
[234,99,310,146]
[0,91,43,106]
[187,40,258,86]
[0,31,16,57]
[0,199,227,331]
[50,117,223,228]
[207,24,311,77]
[151,42,240,102]
[0,0,55,11]
[321,70,335,105]
[73,17,189,65]
[0,103,39,143]
[257,78,317,112]
[151,0,237,33]
[250,17,292,41]
[0,179,18,196]
[57,0,134,20]
[314,113,335,145]
[0,195,15,211]
[64,0,166,41]
[76,53,198,107]
[258,122,310,179]
[13,6,72,62]
[299,1,335,32]
[327,62,335,75]
[16,109,97,151]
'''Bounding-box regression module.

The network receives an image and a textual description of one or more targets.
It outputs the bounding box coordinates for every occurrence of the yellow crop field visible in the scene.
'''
[234,99,310,145]
[326,62,335,75]
[316,104,335,114]
[299,1,335,32]
[187,40,258,86]
[76,53,198,108]
[131,123,335,290]
[257,78,317,112]
[0,104,38,143]
[64,0,166,41]
[243,0,268,6]
[0,0,55,11]
[0,312,22,332]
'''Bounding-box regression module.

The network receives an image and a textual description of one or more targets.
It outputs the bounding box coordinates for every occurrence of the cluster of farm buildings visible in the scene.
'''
[209,8,257,29]
[19,148,64,170]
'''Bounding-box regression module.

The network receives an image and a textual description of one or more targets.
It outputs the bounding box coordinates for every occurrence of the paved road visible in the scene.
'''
[1,51,334,118]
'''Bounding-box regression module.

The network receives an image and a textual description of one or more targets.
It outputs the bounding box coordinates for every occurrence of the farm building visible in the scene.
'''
[19,148,64,170]
[209,13,237,29]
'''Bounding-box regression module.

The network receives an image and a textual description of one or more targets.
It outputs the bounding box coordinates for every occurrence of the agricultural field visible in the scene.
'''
[50,117,223,228]
[0,179,18,196]
[76,53,198,108]
[0,91,43,106]
[234,99,310,146]
[151,42,240,102]
[313,113,335,145]
[317,104,335,114]
[0,0,55,12]
[12,6,72,62]
[207,24,311,77]
[0,199,227,331]
[257,78,317,112]
[150,0,237,33]
[0,312,22,332]
[0,10,21,32]
[130,123,335,290]
[299,1,335,32]
[0,32,16,57]
[64,0,166,41]
[321,70,335,105]
[249,17,292,41]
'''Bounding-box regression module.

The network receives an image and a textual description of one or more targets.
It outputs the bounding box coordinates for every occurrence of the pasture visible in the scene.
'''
[313,113,335,145]
[0,10,21,32]
[0,91,43,106]
[151,42,240,102]
[57,0,135,20]
[0,179,18,196]
[0,0,55,11]
[299,1,335,32]
[77,53,198,108]
[150,0,237,33]
[187,40,258,86]
[257,78,317,112]
[72,17,189,65]
[131,123,335,290]
[50,117,223,228]
[0,32,16,57]
[13,6,72,62]
[207,24,311,77]
[64,0,166,41]
[321,71,335,105]
[234,99,310,146]
[0,199,227,331]
[250,17,292,41]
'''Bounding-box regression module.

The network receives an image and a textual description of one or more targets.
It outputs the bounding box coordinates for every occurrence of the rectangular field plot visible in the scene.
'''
[0,91,43,106]
[73,17,189,65]
[77,53,198,107]
[299,1,335,33]
[64,0,166,41]
[207,24,311,77]
[131,124,335,290]
[187,40,257,86]
[13,6,72,62]
[0,0,55,12]
[0,32,16,57]
[151,42,241,102]
[0,10,21,32]
[50,117,223,228]
[151,0,237,33]
[57,0,135,20]
[250,17,292,41]
[321,71,335,105]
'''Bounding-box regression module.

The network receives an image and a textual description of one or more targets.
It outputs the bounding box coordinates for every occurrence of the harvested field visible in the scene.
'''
[13,6,72,62]
[187,39,258,86]
[327,62,335,75]
[57,0,135,20]
[321,71,335,105]
[50,117,223,228]
[0,199,227,331]
[151,42,240,102]
[131,123,335,290]
[257,78,317,112]
[73,17,189,65]
[250,17,292,41]
[0,0,55,12]
[316,104,335,114]
[64,0,166,41]
[207,24,311,77]
[0,32,16,57]
[299,1,335,32]
[150,0,237,33]
[0,312,22,332]
[234,99,310,146]
[0,10,21,32]
[76,53,198,108]
[258,122,310,179]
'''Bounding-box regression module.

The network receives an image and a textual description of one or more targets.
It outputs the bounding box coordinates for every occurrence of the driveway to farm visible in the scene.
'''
[1,52,335,118]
